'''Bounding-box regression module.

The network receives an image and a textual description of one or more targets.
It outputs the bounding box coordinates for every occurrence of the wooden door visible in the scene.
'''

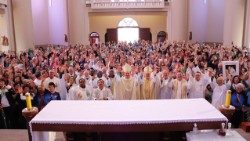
[139,28,151,42]
[106,28,117,43]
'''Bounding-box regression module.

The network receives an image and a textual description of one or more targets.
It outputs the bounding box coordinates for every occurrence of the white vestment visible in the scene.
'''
[187,77,208,99]
[153,72,162,99]
[211,85,228,109]
[176,81,182,99]
[159,78,172,99]
[67,85,92,100]
[34,78,42,87]
[58,77,67,100]
[113,77,139,100]
[92,87,113,100]
[140,78,156,100]
[92,77,108,88]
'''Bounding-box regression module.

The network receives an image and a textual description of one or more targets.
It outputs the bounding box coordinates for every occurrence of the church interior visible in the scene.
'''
[1,0,250,141]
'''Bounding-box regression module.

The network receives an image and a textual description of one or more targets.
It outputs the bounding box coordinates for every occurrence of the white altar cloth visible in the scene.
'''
[30,99,227,141]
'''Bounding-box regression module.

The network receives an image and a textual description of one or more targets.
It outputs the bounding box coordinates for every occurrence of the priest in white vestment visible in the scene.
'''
[210,77,230,109]
[92,79,113,100]
[171,71,188,99]
[140,66,156,99]
[76,69,91,85]
[113,64,139,100]
[187,71,208,99]
[92,71,108,89]
[67,78,92,100]
[159,70,172,99]
[153,66,162,99]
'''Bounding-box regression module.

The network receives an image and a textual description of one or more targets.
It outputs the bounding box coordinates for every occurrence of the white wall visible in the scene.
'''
[188,0,207,42]
[0,0,9,52]
[89,12,167,43]
[0,0,6,4]
[31,0,50,45]
[244,0,250,49]
[223,0,245,47]
[31,0,68,46]
[48,0,68,46]
[68,0,85,45]
[0,0,15,52]
[12,0,34,52]
[168,0,188,41]
[189,0,245,46]
[206,0,225,43]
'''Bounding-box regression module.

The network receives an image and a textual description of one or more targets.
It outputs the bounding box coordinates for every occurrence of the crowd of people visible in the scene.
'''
[0,40,249,129]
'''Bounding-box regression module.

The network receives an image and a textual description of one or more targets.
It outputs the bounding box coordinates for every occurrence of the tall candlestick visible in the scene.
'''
[224,90,231,108]
[25,93,32,110]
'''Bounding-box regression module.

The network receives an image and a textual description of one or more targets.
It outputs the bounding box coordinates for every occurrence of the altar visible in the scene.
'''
[30,99,228,141]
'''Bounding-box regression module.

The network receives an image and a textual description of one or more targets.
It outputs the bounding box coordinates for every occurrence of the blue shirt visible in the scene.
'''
[246,91,250,107]
[44,89,61,101]
[34,89,61,109]
[231,92,246,110]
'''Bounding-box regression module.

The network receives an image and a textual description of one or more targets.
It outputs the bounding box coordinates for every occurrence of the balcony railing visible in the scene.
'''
[88,0,165,9]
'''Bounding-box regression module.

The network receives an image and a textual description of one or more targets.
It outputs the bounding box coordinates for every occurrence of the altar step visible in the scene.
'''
[0,129,249,141]
[65,132,186,141]
[0,130,65,141]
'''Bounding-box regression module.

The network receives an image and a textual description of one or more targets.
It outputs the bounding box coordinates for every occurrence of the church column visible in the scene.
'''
[167,0,188,41]
[31,0,50,46]
[83,6,90,45]
[7,0,15,52]
[68,0,88,45]
[244,0,250,49]
[12,0,34,53]
[188,0,208,42]
[0,0,10,52]
[223,0,245,47]
[48,0,69,46]
[0,0,15,52]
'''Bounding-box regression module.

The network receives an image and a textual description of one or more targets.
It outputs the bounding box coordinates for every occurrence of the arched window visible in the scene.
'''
[118,17,139,27]
[118,17,139,43]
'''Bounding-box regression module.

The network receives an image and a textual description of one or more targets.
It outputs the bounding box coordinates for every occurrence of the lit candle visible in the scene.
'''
[25,93,32,110]
[224,90,231,108]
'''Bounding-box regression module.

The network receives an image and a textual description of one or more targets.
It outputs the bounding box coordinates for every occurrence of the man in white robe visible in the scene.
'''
[92,79,113,100]
[210,77,230,109]
[203,67,214,87]
[152,65,162,99]
[92,71,108,89]
[67,78,92,100]
[187,71,208,99]
[159,70,172,99]
[34,72,42,87]
[113,64,139,100]
[171,71,188,99]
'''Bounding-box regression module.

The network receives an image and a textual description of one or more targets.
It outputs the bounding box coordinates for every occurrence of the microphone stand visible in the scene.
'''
[0,94,7,128]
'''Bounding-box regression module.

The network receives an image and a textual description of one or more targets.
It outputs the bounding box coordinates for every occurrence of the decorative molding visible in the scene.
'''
[87,0,167,9]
